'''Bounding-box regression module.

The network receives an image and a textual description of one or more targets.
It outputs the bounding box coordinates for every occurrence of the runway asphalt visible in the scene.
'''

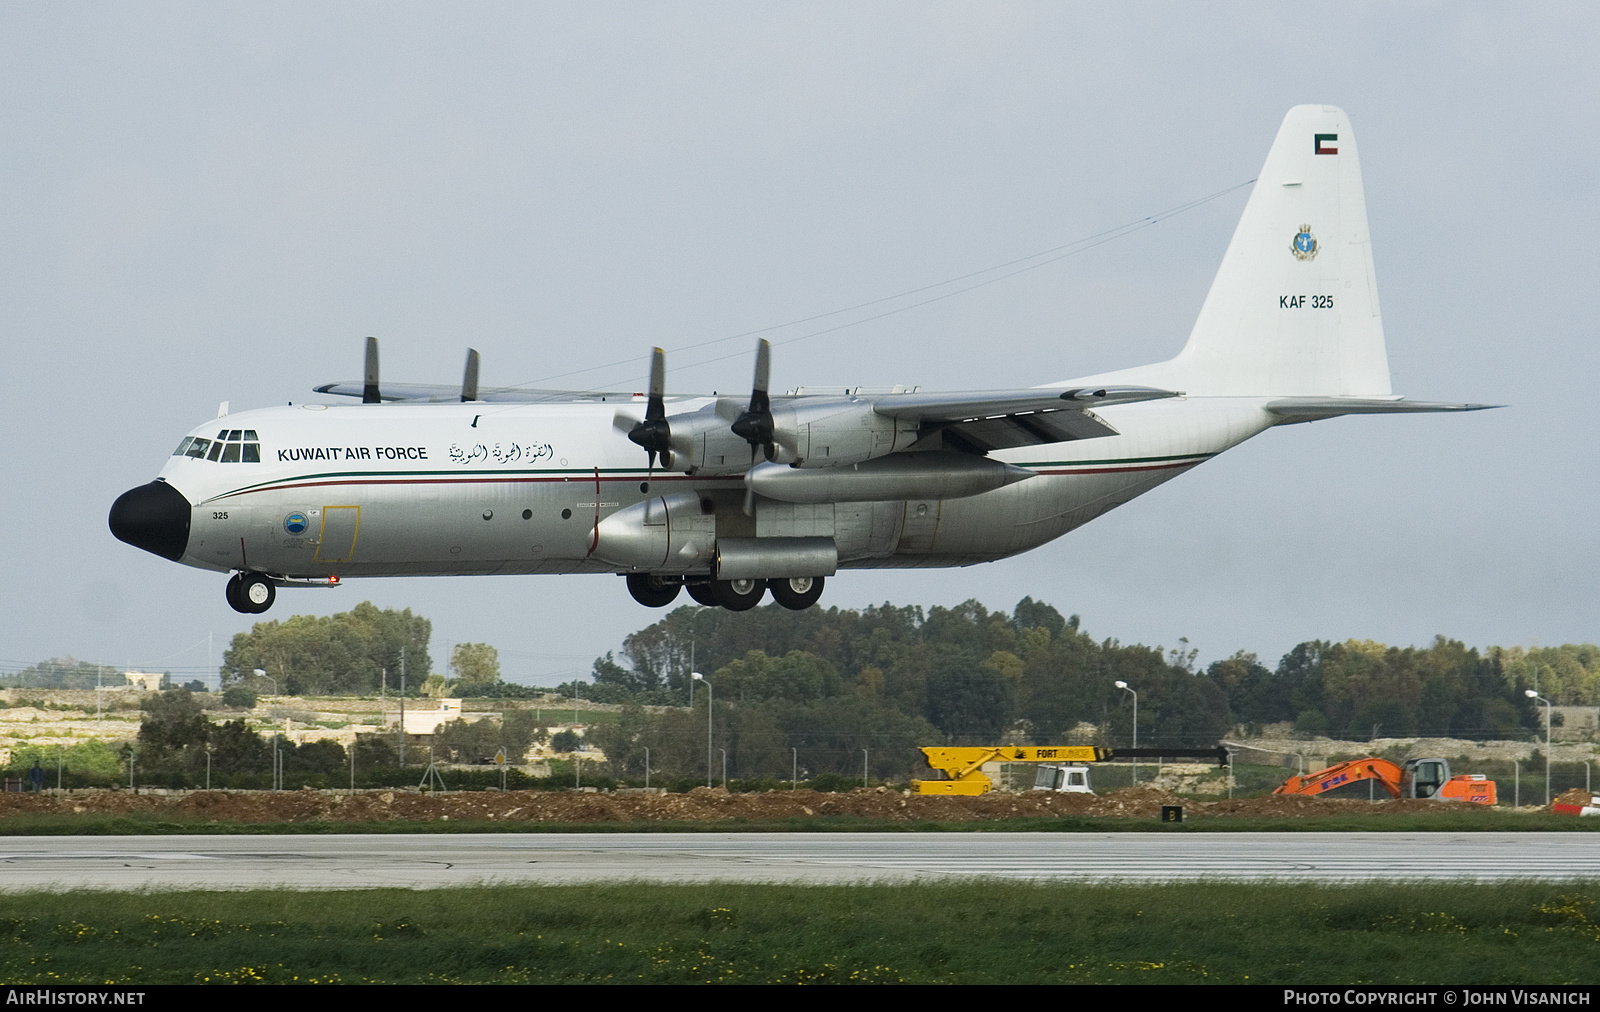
[0,832,1596,890]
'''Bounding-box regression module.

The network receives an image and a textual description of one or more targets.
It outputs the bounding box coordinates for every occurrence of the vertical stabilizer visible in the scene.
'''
[1170,105,1390,396]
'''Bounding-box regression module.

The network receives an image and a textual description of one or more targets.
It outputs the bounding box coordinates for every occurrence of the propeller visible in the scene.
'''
[362,336,381,403]
[731,339,777,514]
[460,348,480,402]
[730,338,776,464]
[623,347,672,477]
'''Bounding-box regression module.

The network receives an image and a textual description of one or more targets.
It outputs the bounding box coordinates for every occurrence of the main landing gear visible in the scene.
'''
[624,574,827,612]
[225,572,276,614]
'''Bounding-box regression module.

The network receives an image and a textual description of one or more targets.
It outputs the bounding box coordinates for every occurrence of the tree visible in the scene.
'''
[713,650,842,703]
[220,601,431,695]
[138,689,210,771]
[550,729,581,753]
[451,643,501,690]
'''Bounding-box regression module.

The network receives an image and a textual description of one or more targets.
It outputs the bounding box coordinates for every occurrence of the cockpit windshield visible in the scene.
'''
[173,430,259,463]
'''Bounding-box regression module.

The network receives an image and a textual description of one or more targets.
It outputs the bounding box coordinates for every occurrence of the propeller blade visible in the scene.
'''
[752,337,770,396]
[460,348,480,402]
[647,345,665,417]
[362,336,381,403]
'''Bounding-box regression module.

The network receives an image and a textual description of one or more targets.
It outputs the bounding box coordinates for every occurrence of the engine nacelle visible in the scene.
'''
[592,492,717,573]
[661,397,922,474]
[744,451,1035,503]
[780,400,919,468]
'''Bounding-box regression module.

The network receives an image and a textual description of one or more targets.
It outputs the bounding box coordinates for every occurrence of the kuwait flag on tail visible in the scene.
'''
[1315,133,1338,155]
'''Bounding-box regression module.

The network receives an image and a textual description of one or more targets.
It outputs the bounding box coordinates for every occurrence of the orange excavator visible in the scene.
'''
[1274,757,1496,805]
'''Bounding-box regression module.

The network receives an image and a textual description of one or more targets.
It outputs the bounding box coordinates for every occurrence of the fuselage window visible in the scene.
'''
[243,430,258,441]
[173,437,195,456]
[215,430,229,440]
[227,430,242,441]
[221,443,241,463]
[185,439,212,459]
[207,441,224,462]
[242,443,260,463]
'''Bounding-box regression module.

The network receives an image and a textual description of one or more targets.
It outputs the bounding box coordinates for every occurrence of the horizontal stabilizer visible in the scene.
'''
[1265,397,1500,423]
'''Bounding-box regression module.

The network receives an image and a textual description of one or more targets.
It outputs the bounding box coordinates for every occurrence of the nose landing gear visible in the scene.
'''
[226,572,277,614]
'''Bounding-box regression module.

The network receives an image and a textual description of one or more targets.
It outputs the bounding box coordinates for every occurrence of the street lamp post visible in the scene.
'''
[692,672,712,788]
[1527,689,1553,806]
[1115,680,1138,785]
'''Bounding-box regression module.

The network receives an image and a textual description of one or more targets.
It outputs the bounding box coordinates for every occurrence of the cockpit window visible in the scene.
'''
[177,433,260,463]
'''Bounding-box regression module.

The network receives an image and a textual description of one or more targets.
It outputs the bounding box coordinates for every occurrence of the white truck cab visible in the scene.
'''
[1032,764,1094,794]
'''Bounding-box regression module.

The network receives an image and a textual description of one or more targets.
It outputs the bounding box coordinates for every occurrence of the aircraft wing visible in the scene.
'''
[866,385,1179,451]
[312,382,627,403]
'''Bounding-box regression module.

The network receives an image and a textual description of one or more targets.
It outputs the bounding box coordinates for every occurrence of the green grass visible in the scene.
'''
[0,881,1597,983]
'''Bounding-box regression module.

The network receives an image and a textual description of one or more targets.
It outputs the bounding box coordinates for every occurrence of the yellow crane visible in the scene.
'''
[913,745,1228,796]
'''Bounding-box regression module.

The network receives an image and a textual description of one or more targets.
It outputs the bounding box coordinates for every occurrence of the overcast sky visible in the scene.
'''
[1,3,1594,685]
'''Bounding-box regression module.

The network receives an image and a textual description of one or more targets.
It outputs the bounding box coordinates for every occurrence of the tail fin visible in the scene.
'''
[1167,105,1390,396]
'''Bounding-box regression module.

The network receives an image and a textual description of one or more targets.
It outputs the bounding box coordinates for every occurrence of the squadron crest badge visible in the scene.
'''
[1290,224,1319,261]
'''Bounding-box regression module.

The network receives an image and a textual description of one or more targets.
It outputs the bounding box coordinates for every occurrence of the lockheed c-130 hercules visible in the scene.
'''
[110,105,1489,615]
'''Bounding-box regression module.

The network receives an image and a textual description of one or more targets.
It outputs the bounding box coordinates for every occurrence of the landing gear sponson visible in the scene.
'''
[624,574,826,612]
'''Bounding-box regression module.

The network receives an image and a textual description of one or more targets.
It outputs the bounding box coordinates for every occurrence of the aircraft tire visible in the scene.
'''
[770,575,825,611]
[710,578,766,612]
[240,573,276,613]
[224,574,250,614]
[684,581,718,607]
[626,573,681,608]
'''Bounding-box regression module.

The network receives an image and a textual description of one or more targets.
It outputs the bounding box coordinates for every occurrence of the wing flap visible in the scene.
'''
[937,408,1120,453]
[872,385,1177,421]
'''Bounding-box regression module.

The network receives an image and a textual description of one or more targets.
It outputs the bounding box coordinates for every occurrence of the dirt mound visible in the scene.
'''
[1553,788,1597,812]
[0,784,1512,826]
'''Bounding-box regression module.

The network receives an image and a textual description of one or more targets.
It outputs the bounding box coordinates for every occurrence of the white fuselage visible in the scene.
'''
[155,394,1276,581]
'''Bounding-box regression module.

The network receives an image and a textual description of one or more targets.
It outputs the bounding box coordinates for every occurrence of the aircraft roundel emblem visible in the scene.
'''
[1290,224,1319,261]
[284,512,309,535]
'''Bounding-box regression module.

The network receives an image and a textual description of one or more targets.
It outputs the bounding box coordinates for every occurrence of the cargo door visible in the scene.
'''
[315,505,360,563]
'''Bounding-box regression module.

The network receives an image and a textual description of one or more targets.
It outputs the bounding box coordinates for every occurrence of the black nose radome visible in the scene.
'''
[109,480,191,562]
